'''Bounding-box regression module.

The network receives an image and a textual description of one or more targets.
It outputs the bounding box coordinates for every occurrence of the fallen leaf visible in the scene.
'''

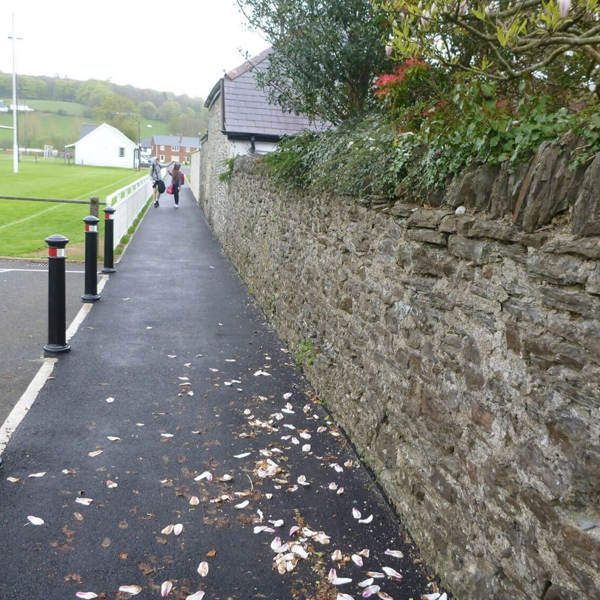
[206,549,216,558]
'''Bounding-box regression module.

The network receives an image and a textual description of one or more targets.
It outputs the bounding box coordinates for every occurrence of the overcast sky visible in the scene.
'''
[0,0,269,100]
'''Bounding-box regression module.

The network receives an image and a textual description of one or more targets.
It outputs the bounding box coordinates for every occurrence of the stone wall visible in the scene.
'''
[198,152,600,600]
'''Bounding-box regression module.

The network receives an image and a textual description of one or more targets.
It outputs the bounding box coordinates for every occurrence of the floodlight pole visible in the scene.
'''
[9,14,22,175]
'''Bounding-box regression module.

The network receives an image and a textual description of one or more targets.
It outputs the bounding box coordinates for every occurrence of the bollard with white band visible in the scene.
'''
[82,215,101,302]
[102,206,116,274]
[44,234,70,353]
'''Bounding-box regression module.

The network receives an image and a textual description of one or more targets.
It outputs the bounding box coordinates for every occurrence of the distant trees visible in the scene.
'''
[95,94,140,142]
[139,100,158,120]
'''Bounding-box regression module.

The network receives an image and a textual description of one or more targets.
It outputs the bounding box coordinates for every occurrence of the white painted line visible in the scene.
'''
[0,274,110,455]
[0,203,63,231]
[0,268,85,273]
[0,358,57,454]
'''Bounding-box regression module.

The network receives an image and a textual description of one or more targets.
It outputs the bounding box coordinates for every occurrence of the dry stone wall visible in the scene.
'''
[198,153,600,600]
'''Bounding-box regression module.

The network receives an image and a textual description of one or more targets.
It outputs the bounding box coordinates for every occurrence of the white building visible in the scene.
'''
[66,123,138,168]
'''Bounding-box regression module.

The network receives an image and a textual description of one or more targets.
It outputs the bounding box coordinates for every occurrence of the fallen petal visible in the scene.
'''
[76,593,98,599]
[26,515,45,526]
[362,585,380,598]
[366,571,385,579]
[359,514,373,524]
[234,452,251,459]
[382,566,402,580]
[377,592,394,600]
[161,524,174,535]
[118,585,142,595]
[161,581,173,597]
[6,476,20,483]
[235,500,249,509]
[359,549,370,558]
[107,436,121,442]
[194,471,213,482]
[331,549,343,561]
[352,554,363,567]
[105,397,114,403]
[75,498,93,506]
[352,508,362,520]
[337,595,355,600]
[28,472,47,478]
[173,523,183,536]
[189,496,200,506]
[384,549,404,559]
[358,578,375,587]
[186,593,205,600]
[197,561,209,577]
[88,450,103,457]
[328,568,353,585]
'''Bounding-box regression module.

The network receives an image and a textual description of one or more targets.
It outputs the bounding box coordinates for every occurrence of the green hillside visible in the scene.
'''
[0,99,171,149]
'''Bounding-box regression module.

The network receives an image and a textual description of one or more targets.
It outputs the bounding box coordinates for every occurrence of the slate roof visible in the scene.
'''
[79,124,99,140]
[152,135,201,147]
[206,48,326,140]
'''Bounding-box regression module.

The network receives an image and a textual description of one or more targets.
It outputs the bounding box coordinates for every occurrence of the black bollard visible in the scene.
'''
[102,206,116,274]
[44,234,71,354]
[82,215,101,302]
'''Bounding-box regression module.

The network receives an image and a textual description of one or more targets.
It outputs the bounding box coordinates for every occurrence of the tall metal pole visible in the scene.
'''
[10,14,20,174]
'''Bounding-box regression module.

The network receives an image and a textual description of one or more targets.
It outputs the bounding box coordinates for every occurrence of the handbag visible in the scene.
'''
[167,184,173,194]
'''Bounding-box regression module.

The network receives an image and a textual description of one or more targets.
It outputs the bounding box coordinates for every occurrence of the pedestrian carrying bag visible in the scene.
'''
[167,184,174,194]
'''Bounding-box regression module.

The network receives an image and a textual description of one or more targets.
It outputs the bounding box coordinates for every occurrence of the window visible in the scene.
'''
[172,145,179,152]
[186,147,191,153]
[119,147,125,157]
[160,145,165,150]
[160,155,165,162]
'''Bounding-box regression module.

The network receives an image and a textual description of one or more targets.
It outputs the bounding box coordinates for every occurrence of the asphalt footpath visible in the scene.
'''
[0,186,450,600]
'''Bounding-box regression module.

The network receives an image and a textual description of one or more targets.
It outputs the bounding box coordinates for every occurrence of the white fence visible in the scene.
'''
[106,174,153,250]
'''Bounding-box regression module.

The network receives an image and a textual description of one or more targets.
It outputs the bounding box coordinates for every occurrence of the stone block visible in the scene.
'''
[406,228,448,246]
[542,235,600,260]
[527,252,592,286]
[572,154,600,236]
[540,287,600,318]
[448,234,491,264]
[406,208,452,229]
[586,265,600,295]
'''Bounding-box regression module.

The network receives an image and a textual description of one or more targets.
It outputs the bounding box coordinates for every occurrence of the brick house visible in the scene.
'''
[151,135,201,165]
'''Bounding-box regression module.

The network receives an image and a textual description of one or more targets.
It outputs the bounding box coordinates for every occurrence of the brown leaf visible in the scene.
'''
[206,549,216,558]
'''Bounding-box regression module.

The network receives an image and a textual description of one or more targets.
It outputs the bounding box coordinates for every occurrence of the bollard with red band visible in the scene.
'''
[102,206,116,274]
[82,215,101,302]
[44,234,70,353]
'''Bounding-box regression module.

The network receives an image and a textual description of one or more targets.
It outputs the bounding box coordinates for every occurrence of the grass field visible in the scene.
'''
[0,153,146,259]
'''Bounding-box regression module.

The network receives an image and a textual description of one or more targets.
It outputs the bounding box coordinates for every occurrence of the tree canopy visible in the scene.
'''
[236,0,392,124]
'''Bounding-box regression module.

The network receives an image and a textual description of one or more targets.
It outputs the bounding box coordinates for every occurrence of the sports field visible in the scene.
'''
[0,153,145,258]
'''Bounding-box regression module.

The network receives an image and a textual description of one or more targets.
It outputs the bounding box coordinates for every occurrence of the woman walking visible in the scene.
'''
[168,163,184,208]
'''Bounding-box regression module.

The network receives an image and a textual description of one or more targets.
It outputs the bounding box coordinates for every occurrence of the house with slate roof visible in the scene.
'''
[65,122,138,169]
[151,135,201,165]
[192,48,325,210]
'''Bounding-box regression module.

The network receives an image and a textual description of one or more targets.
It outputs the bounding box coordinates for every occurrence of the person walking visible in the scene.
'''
[150,157,170,207]
[168,163,184,209]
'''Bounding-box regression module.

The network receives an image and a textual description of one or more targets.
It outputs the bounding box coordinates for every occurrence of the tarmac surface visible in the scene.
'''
[0,186,449,600]
[0,258,84,425]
